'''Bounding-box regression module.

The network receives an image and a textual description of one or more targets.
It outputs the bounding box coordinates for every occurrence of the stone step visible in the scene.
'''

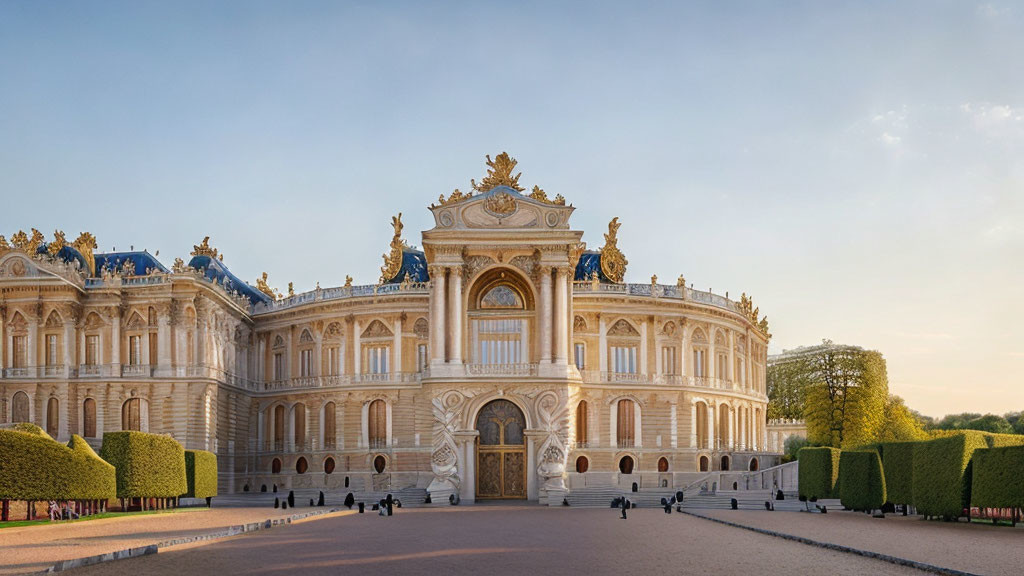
[212,488,429,509]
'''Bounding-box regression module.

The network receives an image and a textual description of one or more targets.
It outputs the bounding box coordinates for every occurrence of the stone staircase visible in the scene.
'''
[681,489,841,512]
[564,486,676,508]
[211,487,429,509]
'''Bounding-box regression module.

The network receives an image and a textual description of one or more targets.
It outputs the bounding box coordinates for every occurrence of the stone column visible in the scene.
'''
[708,402,715,450]
[689,400,697,448]
[158,309,171,374]
[553,268,568,365]
[430,266,446,365]
[639,318,648,376]
[448,267,462,364]
[109,309,121,369]
[0,306,5,371]
[314,336,323,377]
[27,311,39,369]
[352,318,361,375]
[141,331,151,367]
[392,316,402,373]
[728,331,736,388]
[62,321,74,377]
[598,315,607,374]
[539,267,552,364]
[728,405,734,450]
[670,402,678,449]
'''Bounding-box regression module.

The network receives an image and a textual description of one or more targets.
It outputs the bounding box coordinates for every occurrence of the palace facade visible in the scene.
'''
[0,153,774,504]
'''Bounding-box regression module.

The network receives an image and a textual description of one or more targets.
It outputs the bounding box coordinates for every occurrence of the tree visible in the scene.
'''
[767,358,809,420]
[964,414,1014,434]
[783,435,809,462]
[929,412,1016,434]
[800,341,888,448]
[876,395,928,443]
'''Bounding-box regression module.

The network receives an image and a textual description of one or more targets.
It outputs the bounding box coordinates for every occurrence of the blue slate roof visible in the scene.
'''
[94,251,169,276]
[574,251,613,282]
[384,248,430,284]
[187,254,271,305]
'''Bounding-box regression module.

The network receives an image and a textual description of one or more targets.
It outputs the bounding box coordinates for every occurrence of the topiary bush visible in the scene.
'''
[879,442,917,506]
[100,431,186,498]
[839,450,887,512]
[0,425,115,501]
[971,445,1024,510]
[183,450,218,499]
[912,431,988,519]
[798,447,841,500]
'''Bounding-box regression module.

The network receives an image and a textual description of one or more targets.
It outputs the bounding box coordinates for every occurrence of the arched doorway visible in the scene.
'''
[475,399,526,499]
[619,455,634,474]
[749,457,759,471]
[721,455,731,471]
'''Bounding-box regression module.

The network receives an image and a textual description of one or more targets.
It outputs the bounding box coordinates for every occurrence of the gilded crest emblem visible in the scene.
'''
[484,191,518,217]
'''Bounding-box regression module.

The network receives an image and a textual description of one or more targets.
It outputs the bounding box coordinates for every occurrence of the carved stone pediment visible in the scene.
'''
[430,186,574,231]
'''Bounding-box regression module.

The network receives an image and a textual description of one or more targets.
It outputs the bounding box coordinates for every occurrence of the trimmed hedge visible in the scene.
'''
[184,450,218,499]
[985,433,1024,449]
[0,425,115,501]
[839,450,887,512]
[879,442,917,506]
[100,432,186,498]
[912,431,988,519]
[971,445,1024,509]
[798,447,841,500]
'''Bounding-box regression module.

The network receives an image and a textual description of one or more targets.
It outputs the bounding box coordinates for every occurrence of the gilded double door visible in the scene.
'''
[475,400,527,499]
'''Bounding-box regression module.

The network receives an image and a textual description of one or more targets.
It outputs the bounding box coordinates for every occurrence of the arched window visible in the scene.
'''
[575,456,589,473]
[271,458,282,474]
[323,402,336,450]
[368,399,387,449]
[122,398,144,431]
[468,269,534,366]
[373,455,387,474]
[618,455,634,475]
[293,403,306,450]
[699,455,709,472]
[719,404,730,449]
[721,455,731,471]
[658,457,669,472]
[608,320,640,375]
[83,398,97,438]
[749,457,759,472]
[274,405,285,450]
[296,457,308,474]
[46,397,59,437]
[616,399,635,448]
[575,401,588,446]
[324,457,336,475]
[11,391,29,423]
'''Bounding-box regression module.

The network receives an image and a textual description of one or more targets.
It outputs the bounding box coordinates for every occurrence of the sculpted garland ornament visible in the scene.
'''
[599,217,628,283]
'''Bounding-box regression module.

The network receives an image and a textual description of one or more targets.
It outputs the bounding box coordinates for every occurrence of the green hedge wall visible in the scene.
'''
[985,433,1024,449]
[798,447,841,500]
[184,450,218,499]
[880,442,917,506]
[0,426,115,501]
[912,431,988,519]
[100,432,186,498]
[971,445,1024,509]
[839,450,887,512]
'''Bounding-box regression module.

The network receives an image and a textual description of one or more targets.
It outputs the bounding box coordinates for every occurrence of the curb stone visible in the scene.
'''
[35,508,348,574]
[681,510,980,576]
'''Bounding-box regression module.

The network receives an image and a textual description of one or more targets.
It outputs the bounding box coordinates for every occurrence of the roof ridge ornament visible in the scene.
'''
[380,212,407,283]
[599,217,628,283]
[71,232,98,276]
[471,152,524,192]
[191,236,222,260]
[738,292,772,338]
[256,272,280,300]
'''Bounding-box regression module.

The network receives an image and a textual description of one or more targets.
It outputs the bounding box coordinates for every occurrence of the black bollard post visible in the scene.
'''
[287,491,295,508]
[318,491,325,507]
[274,497,279,509]
[386,494,394,516]
[344,493,355,509]
[358,502,365,514]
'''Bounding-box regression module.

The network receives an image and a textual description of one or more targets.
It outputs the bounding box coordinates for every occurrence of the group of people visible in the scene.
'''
[47,501,81,521]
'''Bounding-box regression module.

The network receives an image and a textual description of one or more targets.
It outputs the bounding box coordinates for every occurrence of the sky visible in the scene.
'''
[1,1,1021,418]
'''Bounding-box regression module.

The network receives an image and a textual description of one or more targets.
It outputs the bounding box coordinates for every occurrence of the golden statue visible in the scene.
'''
[436,188,471,206]
[288,282,295,297]
[191,236,219,259]
[47,230,67,257]
[72,232,98,275]
[528,185,567,206]
[256,272,276,299]
[599,217,628,283]
[380,213,407,283]
[471,152,524,192]
[344,275,353,288]
[0,235,8,253]
[11,229,45,255]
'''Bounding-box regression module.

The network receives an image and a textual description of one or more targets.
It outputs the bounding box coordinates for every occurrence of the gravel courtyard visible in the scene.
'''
[64,505,922,576]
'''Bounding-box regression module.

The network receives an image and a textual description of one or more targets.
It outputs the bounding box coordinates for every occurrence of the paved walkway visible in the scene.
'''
[0,506,300,575]
[698,509,1024,576]
[65,506,919,576]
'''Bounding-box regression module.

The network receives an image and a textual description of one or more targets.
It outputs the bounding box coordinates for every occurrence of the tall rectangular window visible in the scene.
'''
[717,353,729,380]
[611,346,637,374]
[327,347,340,375]
[46,334,59,366]
[475,319,523,365]
[367,346,390,374]
[300,349,312,377]
[693,349,706,377]
[149,334,158,366]
[86,335,99,366]
[273,353,284,380]
[12,336,27,368]
[129,335,141,366]
[574,343,586,369]
[662,346,677,375]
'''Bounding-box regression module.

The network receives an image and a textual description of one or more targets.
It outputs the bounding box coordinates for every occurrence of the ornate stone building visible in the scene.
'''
[0,153,774,504]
